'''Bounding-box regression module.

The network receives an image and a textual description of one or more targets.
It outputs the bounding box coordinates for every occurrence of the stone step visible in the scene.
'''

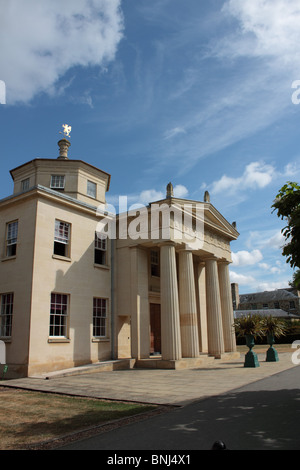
[135,355,216,370]
[30,359,136,379]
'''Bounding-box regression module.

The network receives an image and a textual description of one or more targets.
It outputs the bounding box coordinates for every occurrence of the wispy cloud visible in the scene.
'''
[152,0,300,172]
[163,127,186,140]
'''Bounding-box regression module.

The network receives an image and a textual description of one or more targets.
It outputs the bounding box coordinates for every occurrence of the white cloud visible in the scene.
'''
[222,0,300,66]
[173,184,188,198]
[258,262,270,270]
[259,263,281,274]
[230,270,256,286]
[211,161,275,195]
[232,249,263,266]
[264,231,285,250]
[106,183,189,210]
[0,0,124,104]
[254,280,291,292]
[138,189,164,205]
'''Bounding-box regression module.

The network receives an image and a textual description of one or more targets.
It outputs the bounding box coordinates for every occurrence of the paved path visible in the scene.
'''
[2,352,299,450]
[1,352,297,406]
[58,365,300,450]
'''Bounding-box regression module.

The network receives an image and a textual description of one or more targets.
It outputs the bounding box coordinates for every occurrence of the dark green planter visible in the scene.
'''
[266,333,279,362]
[244,334,260,368]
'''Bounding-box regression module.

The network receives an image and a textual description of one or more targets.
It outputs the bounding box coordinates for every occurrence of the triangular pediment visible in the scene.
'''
[149,197,239,241]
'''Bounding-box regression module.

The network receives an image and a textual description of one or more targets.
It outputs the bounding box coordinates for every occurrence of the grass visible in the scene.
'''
[0,388,156,450]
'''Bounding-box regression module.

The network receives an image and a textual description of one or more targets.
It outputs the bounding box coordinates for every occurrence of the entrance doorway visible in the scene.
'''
[150,303,161,355]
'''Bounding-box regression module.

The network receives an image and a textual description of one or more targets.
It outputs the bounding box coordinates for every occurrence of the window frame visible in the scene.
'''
[0,293,14,338]
[150,249,160,277]
[93,298,107,338]
[50,175,65,190]
[53,220,71,258]
[94,232,107,265]
[21,178,30,192]
[6,220,18,258]
[87,180,97,199]
[49,293,69,338]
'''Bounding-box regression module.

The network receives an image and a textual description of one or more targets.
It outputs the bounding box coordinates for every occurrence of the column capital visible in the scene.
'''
[204,255,219,263]
[158,241,177,248]
[217,259,231,265]
[176,242,194,253]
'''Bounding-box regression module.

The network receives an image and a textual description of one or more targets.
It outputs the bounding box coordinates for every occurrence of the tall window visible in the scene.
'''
[21,178,30,191]
[94,232,107,265]
[50,175,65,189]
[87,180,97,198]
[150,249,160,277]
[6,221,18,257]
[0,293,14,337]
[54,220,70,257]
[49,293,68,337]
[93,298,107,337]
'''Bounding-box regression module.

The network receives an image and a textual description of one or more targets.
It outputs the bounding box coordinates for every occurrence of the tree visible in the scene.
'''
[289,269,300,290]
[272,181,300,270]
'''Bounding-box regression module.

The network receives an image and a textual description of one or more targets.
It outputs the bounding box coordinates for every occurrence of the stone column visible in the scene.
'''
[178,250,199,357]
[205,257,224,358]
[130,246,149,359]
[218,261,237,352]
[160,243,182,361]
[196,262,208,353]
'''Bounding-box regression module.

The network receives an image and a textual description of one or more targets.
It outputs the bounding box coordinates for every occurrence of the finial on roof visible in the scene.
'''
[57,138,71,159]
[166,182,174,198]
[204,190,210,202]
[57,124,71,159]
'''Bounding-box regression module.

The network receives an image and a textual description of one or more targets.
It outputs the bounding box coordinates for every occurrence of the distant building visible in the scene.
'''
[231,283,300,317]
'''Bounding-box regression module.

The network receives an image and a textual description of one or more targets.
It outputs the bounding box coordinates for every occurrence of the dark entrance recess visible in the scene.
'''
[150,303,161,355]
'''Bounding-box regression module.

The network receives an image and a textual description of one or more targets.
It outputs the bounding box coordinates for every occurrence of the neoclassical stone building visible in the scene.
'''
[114,187,239,367]
[0,137,239,377]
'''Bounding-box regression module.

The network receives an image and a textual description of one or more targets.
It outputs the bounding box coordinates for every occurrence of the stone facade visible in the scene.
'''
[0,139,240,378]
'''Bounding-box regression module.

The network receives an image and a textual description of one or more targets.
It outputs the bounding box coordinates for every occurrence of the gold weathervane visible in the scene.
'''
[59,124,72,139]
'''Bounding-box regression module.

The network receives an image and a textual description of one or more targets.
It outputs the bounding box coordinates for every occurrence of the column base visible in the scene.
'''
[135,353,240,369]
[210,351,240,360]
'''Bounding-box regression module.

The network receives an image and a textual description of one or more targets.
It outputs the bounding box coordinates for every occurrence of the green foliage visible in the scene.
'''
[260,315,287,338]
[272,181,300,269]
[234,314,264,338]
[234,314,288,339]
[289,269,300,289]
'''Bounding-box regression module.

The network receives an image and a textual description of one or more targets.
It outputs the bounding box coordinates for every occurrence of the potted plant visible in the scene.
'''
[234,314,264,367]
[261,315,287,362]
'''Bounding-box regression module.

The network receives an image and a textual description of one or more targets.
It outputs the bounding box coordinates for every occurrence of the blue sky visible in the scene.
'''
[0,0,300,294]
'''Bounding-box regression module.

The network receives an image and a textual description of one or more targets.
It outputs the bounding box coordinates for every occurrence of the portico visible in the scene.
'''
[114,186,239,367]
